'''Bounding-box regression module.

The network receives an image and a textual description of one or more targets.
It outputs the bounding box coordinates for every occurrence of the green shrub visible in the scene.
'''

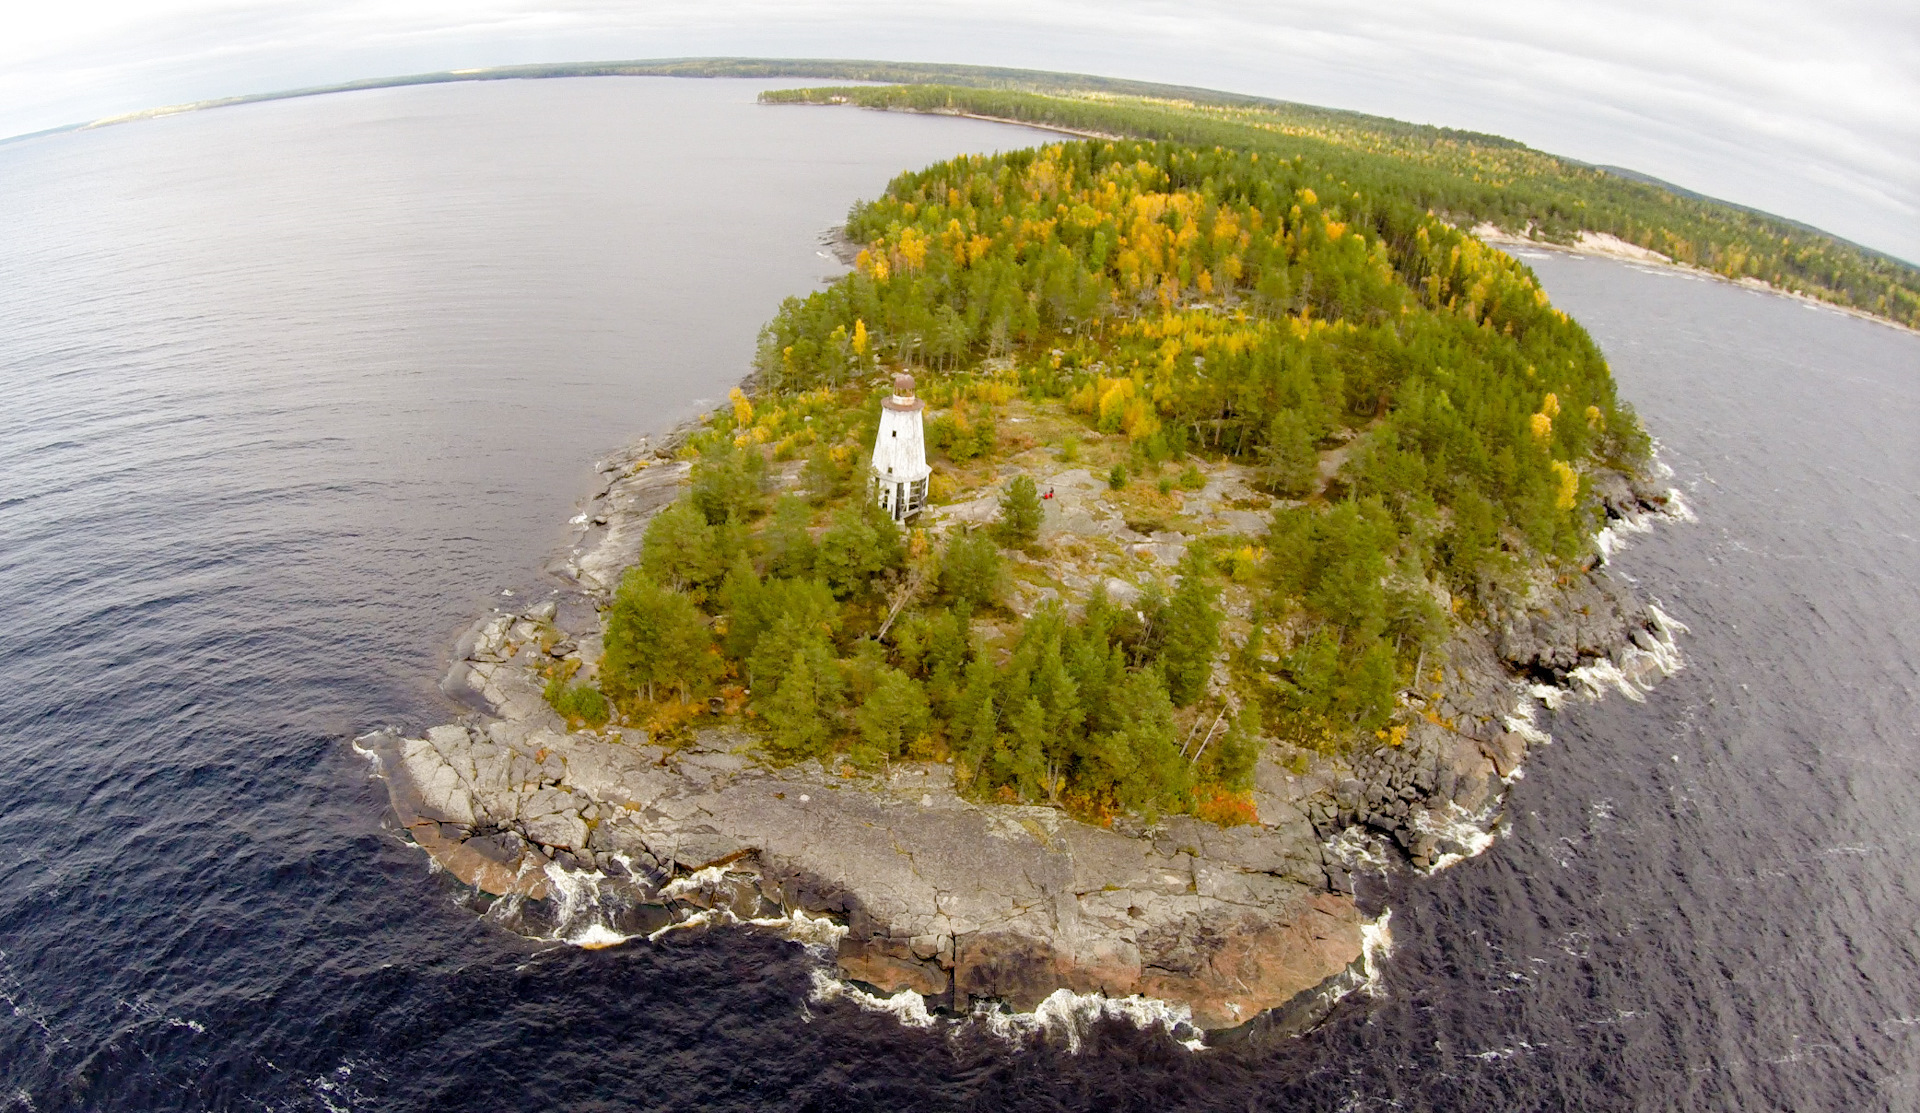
[544,677,611,728]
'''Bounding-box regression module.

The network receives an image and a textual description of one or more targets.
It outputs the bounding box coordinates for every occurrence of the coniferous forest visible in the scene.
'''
[554,134,1661,827]
[761,81,1918,329]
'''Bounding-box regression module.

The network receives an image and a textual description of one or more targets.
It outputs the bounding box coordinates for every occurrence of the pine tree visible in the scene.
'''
[746,609,839,701]
[817,500,905,599]
[938,530,1005,609]
[717,553,765,660]
[764,494,818,579]
[853,667,932,760]
[996,474,1044,546]
[1094,668,1188,815]
[640,500,721,598]
[762,648,830,759]
[1262,409,1319,498]
[602,572,719,704]
[689,439,766,525]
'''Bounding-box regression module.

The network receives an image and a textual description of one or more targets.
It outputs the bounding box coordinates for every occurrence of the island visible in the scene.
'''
[361,136,1685,1034]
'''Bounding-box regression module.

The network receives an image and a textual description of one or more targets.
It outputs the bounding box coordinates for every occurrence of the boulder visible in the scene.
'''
[522,810,588,851]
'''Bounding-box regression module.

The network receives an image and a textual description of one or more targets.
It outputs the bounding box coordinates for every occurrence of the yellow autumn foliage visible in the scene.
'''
[1552,460,1579,509]
[1227,545,1267,582]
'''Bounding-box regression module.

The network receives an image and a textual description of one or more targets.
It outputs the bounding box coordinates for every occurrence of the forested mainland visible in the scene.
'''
[546,133,1662,827]
[761,80,1917,329]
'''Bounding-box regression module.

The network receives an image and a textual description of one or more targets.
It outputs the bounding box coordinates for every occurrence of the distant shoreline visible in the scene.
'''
[2,57,1432,148]
[1478,226,1920,336]
[9,59,1908,335]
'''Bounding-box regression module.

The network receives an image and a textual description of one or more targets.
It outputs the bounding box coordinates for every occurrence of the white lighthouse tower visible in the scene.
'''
[871,372,930,522]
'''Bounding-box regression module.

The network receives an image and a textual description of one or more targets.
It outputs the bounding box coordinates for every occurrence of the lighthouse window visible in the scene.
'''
[891,431,897,437]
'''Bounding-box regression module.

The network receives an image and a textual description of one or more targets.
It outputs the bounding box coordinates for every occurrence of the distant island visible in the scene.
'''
[366,132,1690,1033]
[18,59,1914,332]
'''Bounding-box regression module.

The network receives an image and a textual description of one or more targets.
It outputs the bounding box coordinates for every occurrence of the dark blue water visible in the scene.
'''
[2,79,1916,1111]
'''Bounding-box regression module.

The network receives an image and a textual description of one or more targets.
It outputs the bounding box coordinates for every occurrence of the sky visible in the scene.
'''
[2,1,1915,263]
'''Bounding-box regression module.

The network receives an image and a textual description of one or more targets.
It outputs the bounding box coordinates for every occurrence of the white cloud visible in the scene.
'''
[0,0,1913,259]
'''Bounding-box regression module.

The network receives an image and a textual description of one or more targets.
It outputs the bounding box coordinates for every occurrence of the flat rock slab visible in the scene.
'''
[370,704,1364,1029]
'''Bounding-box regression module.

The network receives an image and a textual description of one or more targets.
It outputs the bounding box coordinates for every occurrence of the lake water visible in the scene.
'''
[1,78,1915,1111]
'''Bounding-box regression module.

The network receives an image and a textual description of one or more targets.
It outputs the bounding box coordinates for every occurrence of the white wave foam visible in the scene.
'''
[659,863,734,902]
[348,733,384,773]
[1411,802,1499,870]
[748,908,849,952]
[647,908,718,942]
[1359,910,1394,997]
[1594,512,1653,563]
[541,861,632,949]
[804,970,1207,1051]
[1564,602,1688,702]
[971,988,1206,1052]
[807,968,941,1028]
[1471,1039,1540,1061]
[1503,696,1554,749]
[1326,824,1393,873]
[1595,483,1694,562]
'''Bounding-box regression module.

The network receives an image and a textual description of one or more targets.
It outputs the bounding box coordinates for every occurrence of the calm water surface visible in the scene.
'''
[0,79,1915,1111]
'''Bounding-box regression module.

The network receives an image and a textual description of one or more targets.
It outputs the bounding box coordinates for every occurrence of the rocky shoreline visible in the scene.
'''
[359,427,1685,1036]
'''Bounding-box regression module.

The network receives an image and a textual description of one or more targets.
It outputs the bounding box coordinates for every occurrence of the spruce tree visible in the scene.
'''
[1001,697,1051,799]
[1159,554,1223,707]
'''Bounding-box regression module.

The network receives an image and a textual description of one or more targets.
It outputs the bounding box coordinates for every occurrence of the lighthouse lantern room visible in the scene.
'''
[871,372,930,522]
